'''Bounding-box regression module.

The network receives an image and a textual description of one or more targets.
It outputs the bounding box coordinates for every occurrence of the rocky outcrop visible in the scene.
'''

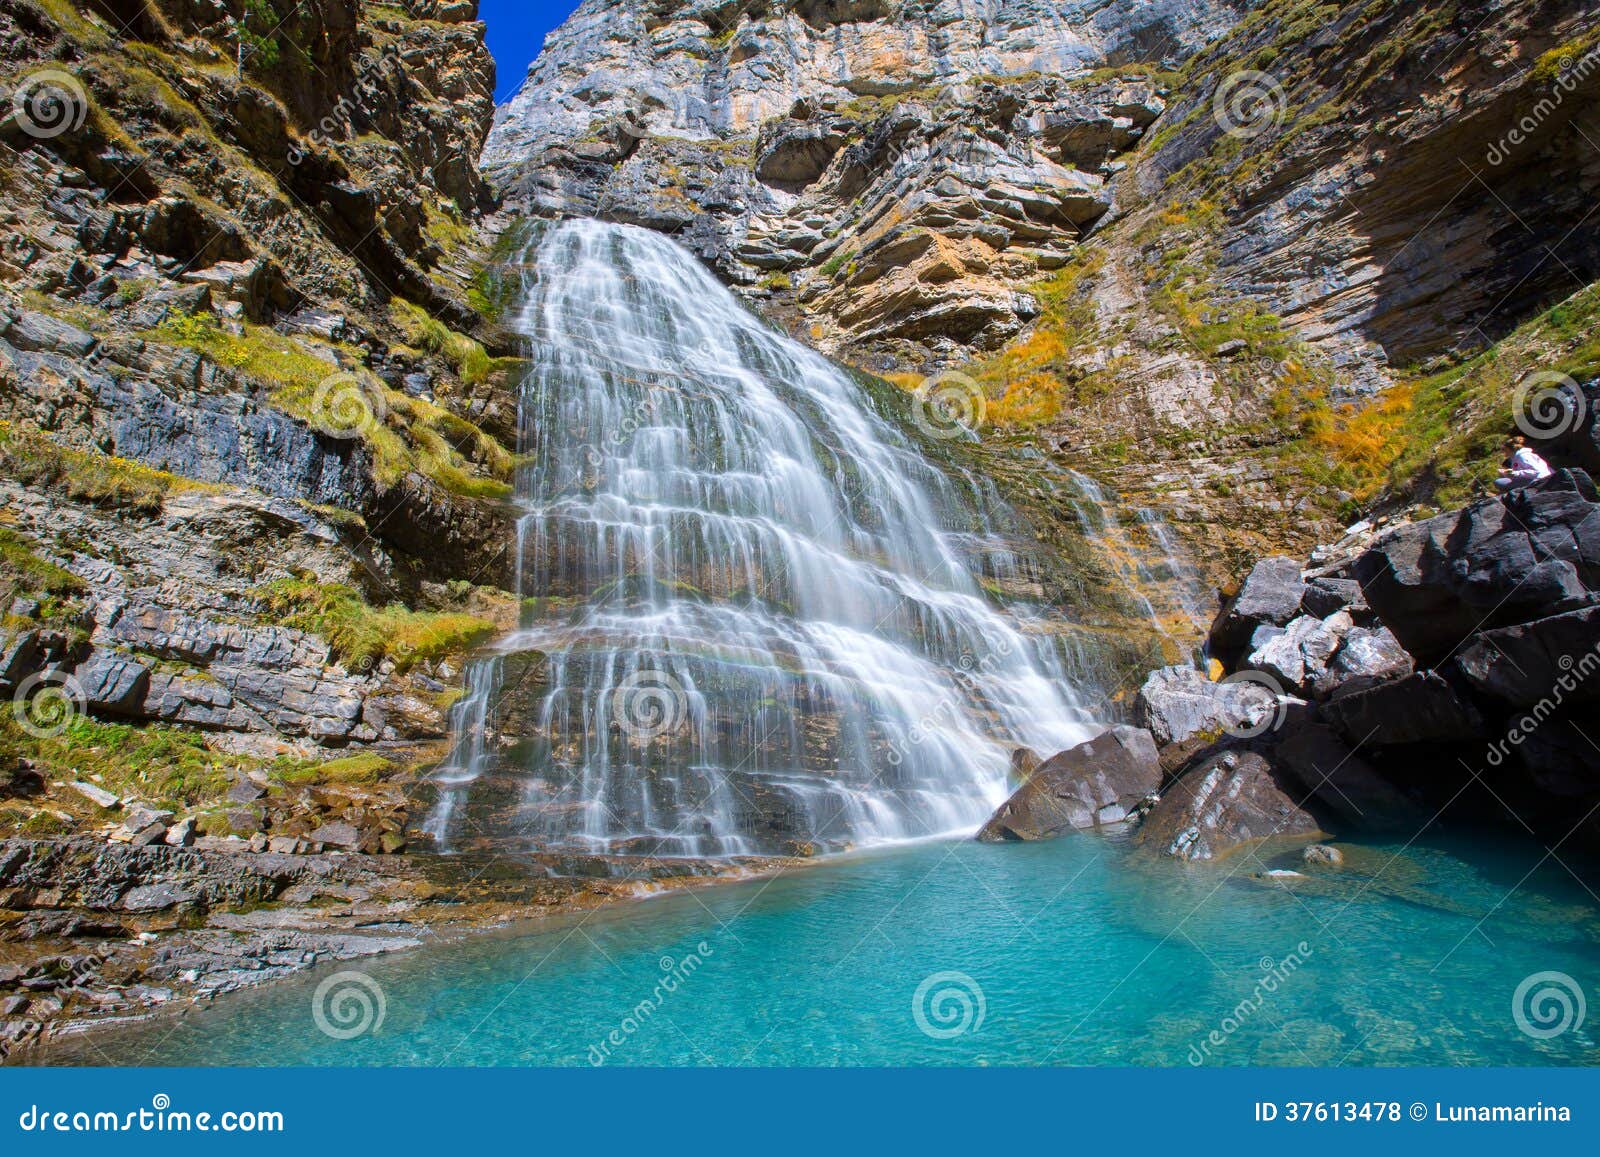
[485,0,1245,365]
[1354,471,1600,665]
[1132,665,1280,747]
[1134,749,1323,863]
[976,725,1160,841]
[1156,472,1600,854]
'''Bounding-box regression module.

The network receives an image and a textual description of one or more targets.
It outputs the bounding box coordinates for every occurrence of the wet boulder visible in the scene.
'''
[1135,750,1323,863]
[1272,721,1425,831]
[1133,665,1281,746]
[1207,556,1306,665]
[976,726,1160,842]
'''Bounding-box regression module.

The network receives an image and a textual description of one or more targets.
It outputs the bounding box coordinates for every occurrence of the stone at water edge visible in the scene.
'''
[1207,556,1307,666]
[1133,665,1281,747]
[1453,605,1600,709]
[1303,844,1344,867]
[976,726,1161,842]
[1134,750,1324,863]
[1272,721,1425,831]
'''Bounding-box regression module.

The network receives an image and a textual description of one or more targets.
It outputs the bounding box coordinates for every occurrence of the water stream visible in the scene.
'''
[425,220,1101,861]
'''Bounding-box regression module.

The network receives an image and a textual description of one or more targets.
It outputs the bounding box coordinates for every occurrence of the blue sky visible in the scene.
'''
[479,0,584,102]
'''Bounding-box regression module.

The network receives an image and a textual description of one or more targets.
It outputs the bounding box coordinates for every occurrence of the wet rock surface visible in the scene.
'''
[1134,750,1323,864]
[976,725,1160,842]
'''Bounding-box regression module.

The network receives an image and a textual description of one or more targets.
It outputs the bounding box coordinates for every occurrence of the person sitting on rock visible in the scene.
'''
[1495,434,1553,492]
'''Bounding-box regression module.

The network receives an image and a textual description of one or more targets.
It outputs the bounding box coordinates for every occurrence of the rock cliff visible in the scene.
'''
[486,0,1250,364]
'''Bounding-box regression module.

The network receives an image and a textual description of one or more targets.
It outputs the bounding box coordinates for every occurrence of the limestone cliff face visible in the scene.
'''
[486,0,1251,365]
[0,0,518,772]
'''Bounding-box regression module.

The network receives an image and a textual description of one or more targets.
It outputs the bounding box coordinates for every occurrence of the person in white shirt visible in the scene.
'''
[1495,435,1554,492]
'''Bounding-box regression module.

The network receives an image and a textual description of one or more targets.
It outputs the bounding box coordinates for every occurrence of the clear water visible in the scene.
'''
[425,219,1100,860]
[64,832,1600,1067]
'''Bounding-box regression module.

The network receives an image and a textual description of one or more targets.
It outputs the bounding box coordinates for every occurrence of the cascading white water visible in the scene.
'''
[425,219,1098,861]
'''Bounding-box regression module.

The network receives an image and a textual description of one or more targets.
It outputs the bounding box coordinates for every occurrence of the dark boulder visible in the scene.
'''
[1317,625,1413,699]
[1453,605,1600,709]
[1134,750,1324,862]
[1301,576,1369,620]
[1272,721,1425,831]
[1321,671,1484,747]
[1353,472,1600,665]
[1208,556,1306,665]
[976,726,1160,842]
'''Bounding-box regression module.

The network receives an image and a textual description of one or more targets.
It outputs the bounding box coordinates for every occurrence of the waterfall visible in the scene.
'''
[425,219,1099,862]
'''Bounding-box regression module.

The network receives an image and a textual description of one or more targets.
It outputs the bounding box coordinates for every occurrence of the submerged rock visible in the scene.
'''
[1135,750,1323,863]
[976,726,1160,842]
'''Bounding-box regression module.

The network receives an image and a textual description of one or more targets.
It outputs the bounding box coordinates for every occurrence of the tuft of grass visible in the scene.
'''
[0,712,247,814]
[0,421,214,513]
[254,579,497,672]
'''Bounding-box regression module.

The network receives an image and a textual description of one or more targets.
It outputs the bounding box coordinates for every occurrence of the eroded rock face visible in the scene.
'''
[486,0,1244,364]
[1207,556,1306,666]
[976,725,1160,841]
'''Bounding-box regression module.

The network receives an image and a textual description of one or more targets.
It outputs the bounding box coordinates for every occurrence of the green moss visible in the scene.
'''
[254,579,498,672]
[274,751,394,786]
[143,312,514,498]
